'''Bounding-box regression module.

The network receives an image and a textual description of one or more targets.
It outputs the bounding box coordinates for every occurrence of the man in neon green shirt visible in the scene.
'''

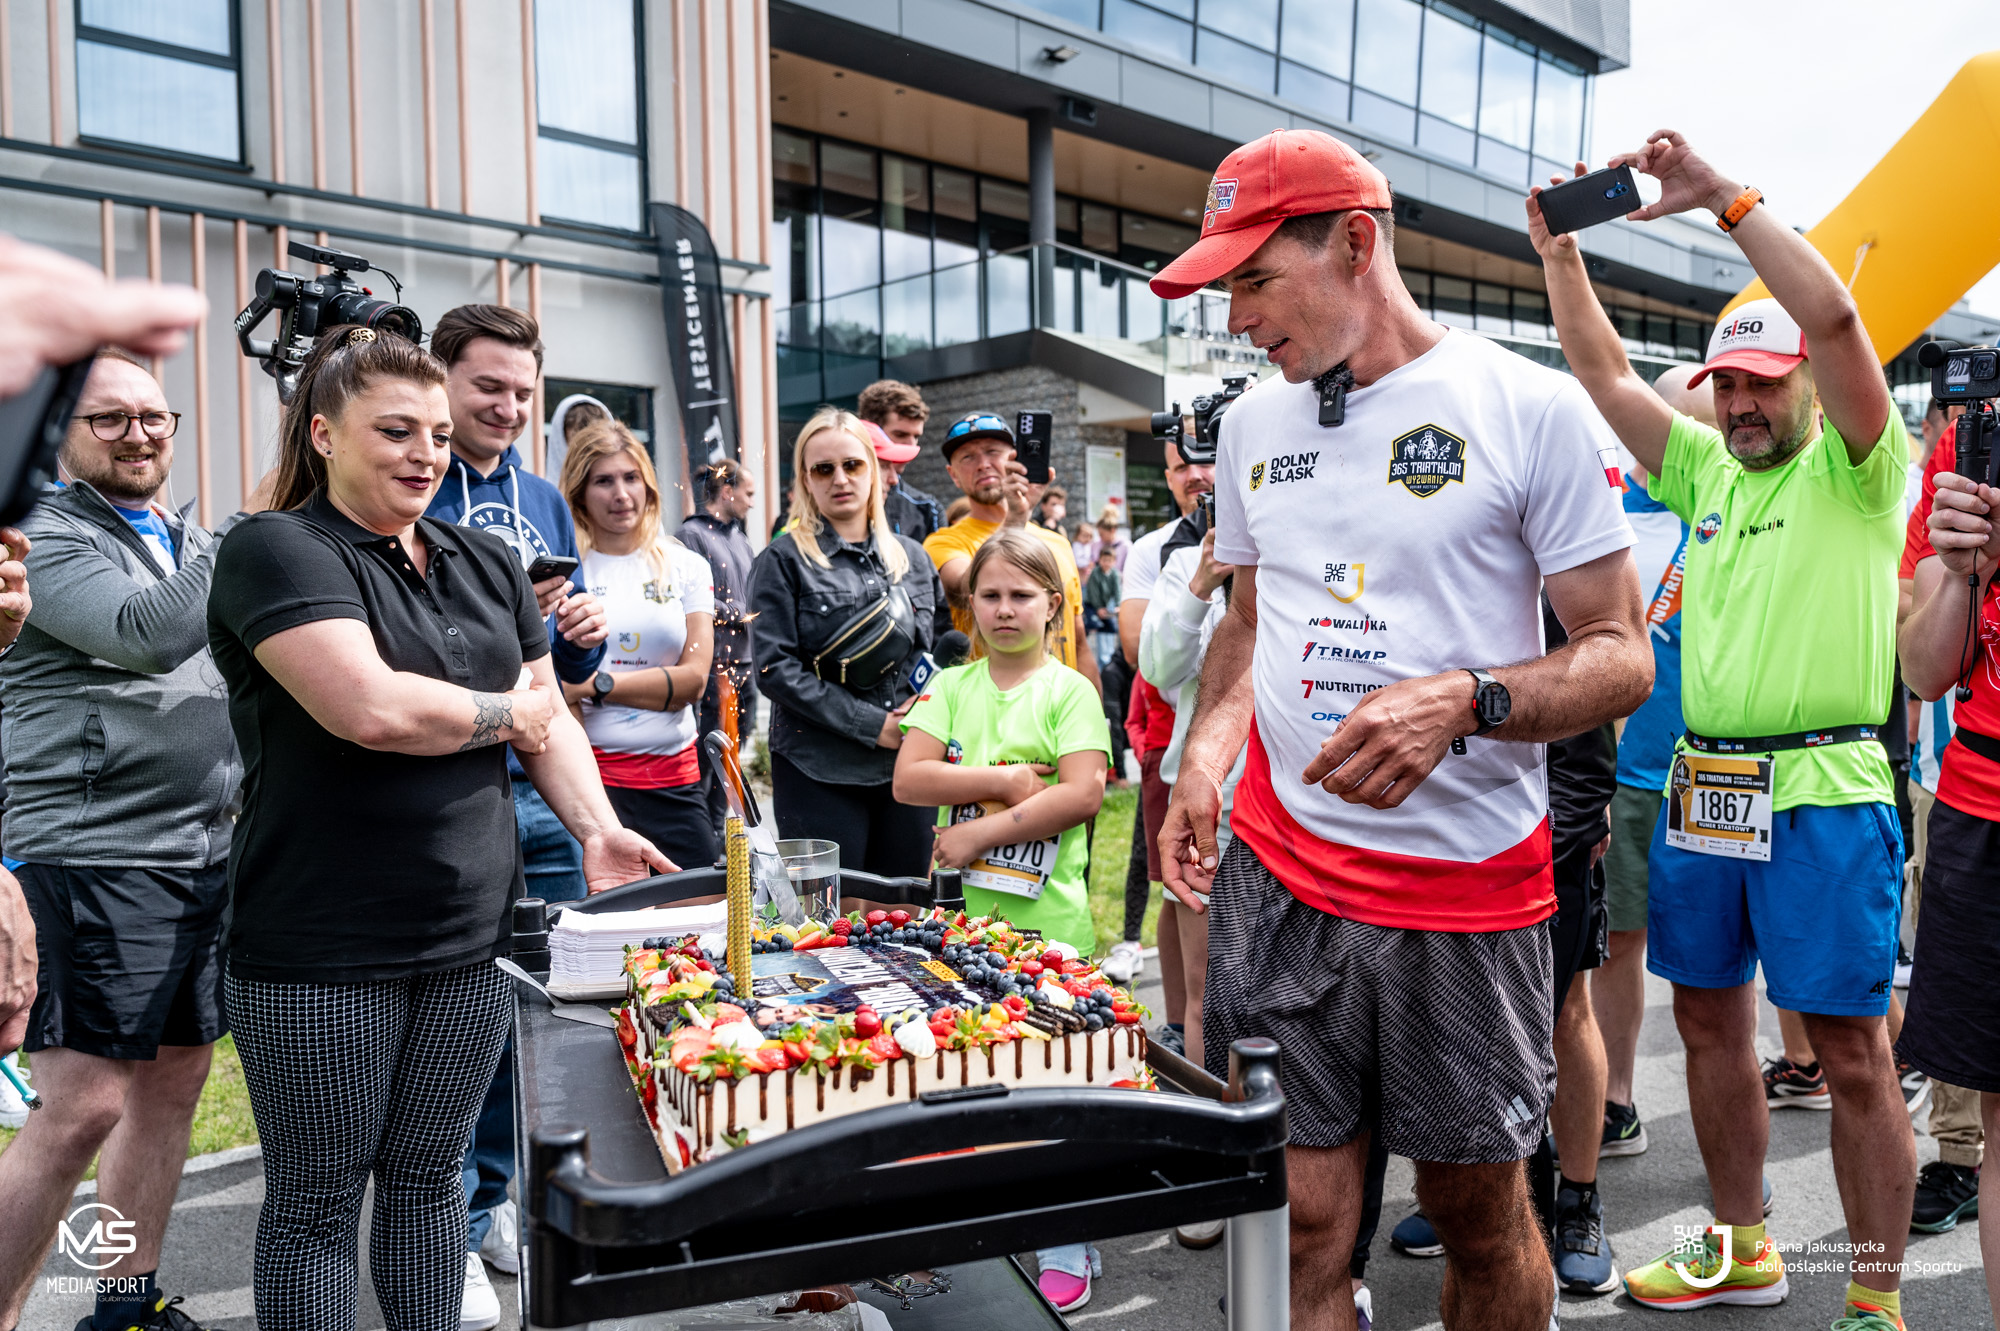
[1533,131,1914,1330]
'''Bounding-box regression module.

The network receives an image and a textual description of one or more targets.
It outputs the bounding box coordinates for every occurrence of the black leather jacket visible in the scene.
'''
[749,527,944,786]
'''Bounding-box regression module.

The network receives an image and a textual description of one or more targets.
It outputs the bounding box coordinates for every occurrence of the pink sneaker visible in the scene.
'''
[1037,1267,1089,1312]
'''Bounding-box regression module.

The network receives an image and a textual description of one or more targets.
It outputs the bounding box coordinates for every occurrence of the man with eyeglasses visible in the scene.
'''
[0,348,243,1331]
[922,412,1101,694]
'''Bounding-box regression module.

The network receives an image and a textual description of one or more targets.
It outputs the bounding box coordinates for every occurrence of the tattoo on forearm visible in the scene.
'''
[461,692,513,750]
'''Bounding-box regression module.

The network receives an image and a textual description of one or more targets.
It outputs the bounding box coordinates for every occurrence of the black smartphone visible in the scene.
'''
[0,357,92,527]
[1536,165,1641,236]
[525,554,580,583]
[1015,410,1053,485]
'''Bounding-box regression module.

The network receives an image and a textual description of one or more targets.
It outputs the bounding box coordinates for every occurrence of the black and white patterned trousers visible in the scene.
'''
[227,959,511,1331]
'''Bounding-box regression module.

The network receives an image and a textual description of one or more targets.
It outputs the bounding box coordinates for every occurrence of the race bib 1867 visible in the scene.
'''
[1665,753,1774,861]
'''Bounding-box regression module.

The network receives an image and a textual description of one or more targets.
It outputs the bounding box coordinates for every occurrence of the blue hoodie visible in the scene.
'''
[427,446,606,776]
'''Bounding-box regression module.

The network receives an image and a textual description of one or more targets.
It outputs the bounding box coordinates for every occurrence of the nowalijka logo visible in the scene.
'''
[59,1202,136,1272]
[1387,425,1466,498]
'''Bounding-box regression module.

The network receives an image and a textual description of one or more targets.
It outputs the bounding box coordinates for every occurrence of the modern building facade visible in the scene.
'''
[0,1,1988,540]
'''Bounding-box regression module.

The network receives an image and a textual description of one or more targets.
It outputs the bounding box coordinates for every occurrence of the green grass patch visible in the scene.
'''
[0,1034,259,1174]
[1084,783,1165,959]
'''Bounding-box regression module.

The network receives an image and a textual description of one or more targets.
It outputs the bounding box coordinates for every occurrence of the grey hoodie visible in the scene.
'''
[0,481,242,867]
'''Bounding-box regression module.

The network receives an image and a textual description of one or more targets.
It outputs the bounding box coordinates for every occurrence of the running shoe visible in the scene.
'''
[1896,1058,1931,1119]
[1622,1229,1788,1310]
[1893,943,1913,989]
[1390,1210,1443,1258]
[1835,1302,1904,1331]
[1354,1283,1373,1331]
[75,1293,211,1331]
[479,1198,519,1274]
[1553,1183,1618,1294]
[460,1252,500,1331]
[1035,1243,1100,1313]
[0,1052,29,1129]
[1175,1219,1225,1249]
[1600,1100,1648,1157]
[1763,1055,1831,1109]
[1102,939,1144,983]
[1910,1159,1980,1233]
[1151,1023,1186,1056]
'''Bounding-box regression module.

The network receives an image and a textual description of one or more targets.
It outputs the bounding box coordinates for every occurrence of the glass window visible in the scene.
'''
[1081,263,1122,337]
[1419,115,1475,166]
[1400,267,1430,312]
[882,228,931,283]
[1199,0,1278,50]
[881,154,931,283]
[1478,31,1535,149]
[1279,61,1349,121]
[1350,89,1414,142]
[76,0,239,161]
[821,142,878,204]
[1081,202,1118,254]
[1053,255,1078,332]
[821,290,881,397]
[1127,282,1164,341]
[934,168,978,223]
[1511,288,1549,339]
[821,215,880,298]
[1056,196,1080,238]
[1677,319,1708,359]
[1103,0,1193,61]
[1121,214,1196,265]
[535,0,644,229]
[1474,282,1509,333]
[773,128,815,186]
[1352,0,1420,104]
[1477,136,1528,185]
[1433,275,1472,327]
[1018,0,1101,24]
[1196,29,1276,90]
[981,178,1031,224]
[986,254,1032,338]
[1419,4,1479,130]
[1532,54,1586,164]
[1281,0,1352,81]
[934,261,980,348]
[883,275,933,356]
[1141,0,1194,15]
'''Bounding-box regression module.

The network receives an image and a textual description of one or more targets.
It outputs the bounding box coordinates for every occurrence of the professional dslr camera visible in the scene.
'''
[1150,371,1255,469]
[1920,339,2000,485]
[234,240,421,403]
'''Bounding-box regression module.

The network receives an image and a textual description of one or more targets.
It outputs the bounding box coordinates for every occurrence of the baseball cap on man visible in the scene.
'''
[1148,129,1393,301]
[1688,298,1808,387]
[941,411,1014,463]
[863,418,918,465]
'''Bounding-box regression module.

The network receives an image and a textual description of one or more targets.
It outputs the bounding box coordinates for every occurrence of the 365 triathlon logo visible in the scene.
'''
[1387,425,1466,497]
[58,1202,136,1271]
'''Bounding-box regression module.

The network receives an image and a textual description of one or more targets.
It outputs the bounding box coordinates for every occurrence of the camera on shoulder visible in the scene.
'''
[1149,371,1255,469]
[234,240,423,402]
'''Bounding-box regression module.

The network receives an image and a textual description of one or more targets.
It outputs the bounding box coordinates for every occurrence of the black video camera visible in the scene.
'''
[234,240,421,403]
[1150,371,1256,468]
[1920,340,2000,485]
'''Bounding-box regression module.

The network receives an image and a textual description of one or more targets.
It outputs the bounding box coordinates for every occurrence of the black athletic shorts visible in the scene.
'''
[1201,840,1555,1162]
[18,861,229,1059]
[1899,798,2000,1093]
[1550,838,1609,1017]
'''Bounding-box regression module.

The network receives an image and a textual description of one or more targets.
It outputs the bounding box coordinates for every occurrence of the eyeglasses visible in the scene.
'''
[74,410,181,441]
[807,457,871,480]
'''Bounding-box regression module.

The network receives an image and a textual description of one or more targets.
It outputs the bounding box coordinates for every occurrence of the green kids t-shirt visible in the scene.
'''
[1650,409,1907,810]
[901,657,1111,953]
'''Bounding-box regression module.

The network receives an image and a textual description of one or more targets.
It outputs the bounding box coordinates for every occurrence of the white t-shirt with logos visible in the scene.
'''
[578,543,716,757]
[1120,521,1179,605]
[1212,329,1632,933]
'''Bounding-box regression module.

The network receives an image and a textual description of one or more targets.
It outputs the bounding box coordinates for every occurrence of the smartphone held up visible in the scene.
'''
[1537,165,1642,236]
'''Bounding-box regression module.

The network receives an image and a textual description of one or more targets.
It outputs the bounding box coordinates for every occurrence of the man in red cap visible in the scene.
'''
[1531,132,1914,1329]
[858,378,945,542]
[1156,128,1653,1331]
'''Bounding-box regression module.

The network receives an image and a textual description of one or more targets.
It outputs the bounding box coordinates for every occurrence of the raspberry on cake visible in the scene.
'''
[616,908,1153,1172]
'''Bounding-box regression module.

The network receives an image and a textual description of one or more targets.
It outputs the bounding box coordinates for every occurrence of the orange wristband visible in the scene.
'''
[1716,187,1762,233]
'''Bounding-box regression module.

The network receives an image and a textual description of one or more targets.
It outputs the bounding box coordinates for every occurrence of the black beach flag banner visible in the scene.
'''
[650,201,740,475]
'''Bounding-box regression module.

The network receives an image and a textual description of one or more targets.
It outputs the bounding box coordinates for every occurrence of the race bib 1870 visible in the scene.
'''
[1665,753,1774,861]
[949,800,1058,899]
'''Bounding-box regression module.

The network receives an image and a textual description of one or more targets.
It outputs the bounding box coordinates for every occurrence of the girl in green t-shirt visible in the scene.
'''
[895,527,1111,956]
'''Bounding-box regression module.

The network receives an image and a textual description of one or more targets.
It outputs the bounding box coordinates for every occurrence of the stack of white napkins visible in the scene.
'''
[547,902,728,998]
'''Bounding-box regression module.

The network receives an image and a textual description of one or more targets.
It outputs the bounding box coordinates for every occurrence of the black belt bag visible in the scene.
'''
[1950,724,2000,764]
[1683,723,1879,754]
[810,585,916,689]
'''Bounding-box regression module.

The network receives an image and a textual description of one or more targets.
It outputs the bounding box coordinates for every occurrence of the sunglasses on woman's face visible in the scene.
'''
[808,457,870,480]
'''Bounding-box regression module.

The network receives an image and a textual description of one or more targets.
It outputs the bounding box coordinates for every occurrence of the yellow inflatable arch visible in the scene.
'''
[1723,50,2000,361]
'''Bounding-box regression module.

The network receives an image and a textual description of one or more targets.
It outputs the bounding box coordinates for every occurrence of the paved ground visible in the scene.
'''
[20,966,1988,1330]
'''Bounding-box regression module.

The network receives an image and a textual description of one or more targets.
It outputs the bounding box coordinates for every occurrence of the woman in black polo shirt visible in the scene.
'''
[208,328,668,1331]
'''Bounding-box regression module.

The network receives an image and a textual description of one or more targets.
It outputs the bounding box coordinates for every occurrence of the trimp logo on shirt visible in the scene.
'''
[1387,425,1467,497]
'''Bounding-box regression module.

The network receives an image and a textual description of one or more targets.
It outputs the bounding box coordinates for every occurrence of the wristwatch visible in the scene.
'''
[590,669,616,705]
[1464,668,1511,736]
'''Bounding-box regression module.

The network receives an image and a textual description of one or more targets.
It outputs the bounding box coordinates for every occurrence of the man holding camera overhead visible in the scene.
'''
[1156,128,1650,1331]
[1531,133,1913,1327]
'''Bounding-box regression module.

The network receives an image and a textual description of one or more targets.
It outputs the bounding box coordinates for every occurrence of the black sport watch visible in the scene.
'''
[590,669,616,705]
[1464,668,1510,736]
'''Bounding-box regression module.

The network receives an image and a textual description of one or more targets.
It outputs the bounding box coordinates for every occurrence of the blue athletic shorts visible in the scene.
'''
[1646,800,1902,1016]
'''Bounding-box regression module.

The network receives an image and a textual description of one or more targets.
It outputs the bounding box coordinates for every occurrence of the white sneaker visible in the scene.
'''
[1102,940,1143,984]
[461,1250,500,1331]
[480,1198,520,1274]
[0,1054,29,1129]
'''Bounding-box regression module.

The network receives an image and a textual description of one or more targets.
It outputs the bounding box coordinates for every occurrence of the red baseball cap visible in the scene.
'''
[1149,129,1393,300]
[863,418,918,465]
[1686,298,1809,387]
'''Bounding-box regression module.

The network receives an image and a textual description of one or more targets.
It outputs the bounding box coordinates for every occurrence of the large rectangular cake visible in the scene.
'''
[614,908,1152,1171]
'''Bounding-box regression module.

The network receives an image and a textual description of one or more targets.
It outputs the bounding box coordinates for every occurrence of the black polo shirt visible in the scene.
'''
[208,491,548,983]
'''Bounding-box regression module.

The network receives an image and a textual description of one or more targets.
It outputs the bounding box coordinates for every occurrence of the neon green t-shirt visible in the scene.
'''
[1651,410,1907,810]
[901,657,1111,952]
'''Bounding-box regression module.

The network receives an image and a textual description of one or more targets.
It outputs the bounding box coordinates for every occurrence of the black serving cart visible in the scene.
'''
[510,869,1290,1329]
